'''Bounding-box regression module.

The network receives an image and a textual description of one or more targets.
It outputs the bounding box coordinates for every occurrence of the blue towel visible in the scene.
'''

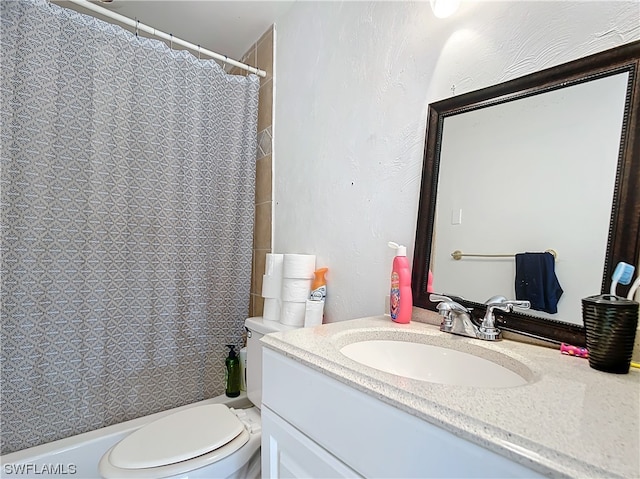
[514,252,563,314]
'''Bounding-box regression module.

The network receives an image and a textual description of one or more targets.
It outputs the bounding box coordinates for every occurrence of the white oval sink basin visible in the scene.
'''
[340,340,528,388]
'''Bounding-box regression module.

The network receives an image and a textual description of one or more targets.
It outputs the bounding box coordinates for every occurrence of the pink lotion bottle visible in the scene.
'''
[388,242,412,324]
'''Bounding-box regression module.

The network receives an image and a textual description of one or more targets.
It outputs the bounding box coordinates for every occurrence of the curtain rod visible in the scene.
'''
[65,0,267,78]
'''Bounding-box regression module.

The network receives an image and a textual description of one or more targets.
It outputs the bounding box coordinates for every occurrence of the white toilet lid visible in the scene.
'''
[109,404,245,469]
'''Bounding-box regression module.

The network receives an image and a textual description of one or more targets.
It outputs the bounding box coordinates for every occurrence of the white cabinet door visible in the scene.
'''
[261,405,361,479]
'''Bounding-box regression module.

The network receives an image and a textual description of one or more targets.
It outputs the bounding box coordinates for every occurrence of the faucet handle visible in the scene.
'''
[430,294,455,321]
[489,300,531,312]
[430,293,453,303]
[429,294,470,313]
[479,297,530,341]
[430,294,471,334]
[505,299,531,310]
[485,296,530,312]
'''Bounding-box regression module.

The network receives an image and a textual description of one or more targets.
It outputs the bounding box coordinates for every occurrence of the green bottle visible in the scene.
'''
[225,345,241,398]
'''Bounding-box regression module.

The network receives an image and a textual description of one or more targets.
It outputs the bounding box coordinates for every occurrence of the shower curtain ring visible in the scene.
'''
[135,19,139,37]
[170,33,173,50]
[198,45,201,60]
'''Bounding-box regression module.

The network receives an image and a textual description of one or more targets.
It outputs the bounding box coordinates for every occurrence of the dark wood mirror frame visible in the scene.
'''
[412,41,640,346]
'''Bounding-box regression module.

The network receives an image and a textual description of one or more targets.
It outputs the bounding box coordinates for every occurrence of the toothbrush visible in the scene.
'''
[627,275,640,301]
[609,262,635,296]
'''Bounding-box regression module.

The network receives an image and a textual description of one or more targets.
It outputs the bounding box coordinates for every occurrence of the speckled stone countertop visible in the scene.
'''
[261,314,640,479]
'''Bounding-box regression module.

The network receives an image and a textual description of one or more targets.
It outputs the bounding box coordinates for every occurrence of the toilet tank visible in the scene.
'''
[244,317,298,409]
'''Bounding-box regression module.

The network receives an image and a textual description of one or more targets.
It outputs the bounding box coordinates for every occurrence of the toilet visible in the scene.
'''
[99,317,294,479]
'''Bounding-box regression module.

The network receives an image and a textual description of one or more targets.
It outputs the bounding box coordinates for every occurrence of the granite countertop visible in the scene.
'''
[261,314,640,479]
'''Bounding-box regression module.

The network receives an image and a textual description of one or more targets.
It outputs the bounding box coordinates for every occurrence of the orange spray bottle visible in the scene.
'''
[309,268,328,301]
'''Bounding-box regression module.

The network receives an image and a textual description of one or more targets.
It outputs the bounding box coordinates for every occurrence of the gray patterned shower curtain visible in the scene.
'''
[0,0,259,454]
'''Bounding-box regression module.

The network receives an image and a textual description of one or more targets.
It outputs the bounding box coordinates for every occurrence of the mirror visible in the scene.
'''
[434,72,628,324]
[412,41,640,346]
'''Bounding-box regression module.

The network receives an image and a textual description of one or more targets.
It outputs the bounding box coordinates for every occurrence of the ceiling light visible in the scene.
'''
[430,0,460,18]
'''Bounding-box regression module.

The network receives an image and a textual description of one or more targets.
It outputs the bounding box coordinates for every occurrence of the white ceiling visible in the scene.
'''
[55,1,294,63]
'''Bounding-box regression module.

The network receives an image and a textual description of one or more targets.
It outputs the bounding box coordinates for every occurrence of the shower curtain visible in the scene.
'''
[0,0,259,454]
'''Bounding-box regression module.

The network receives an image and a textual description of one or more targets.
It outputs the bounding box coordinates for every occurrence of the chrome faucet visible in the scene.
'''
[430,294,531,341]
[430,294,478,338]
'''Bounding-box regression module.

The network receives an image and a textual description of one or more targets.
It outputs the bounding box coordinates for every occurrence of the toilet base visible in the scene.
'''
[177,442,260,479]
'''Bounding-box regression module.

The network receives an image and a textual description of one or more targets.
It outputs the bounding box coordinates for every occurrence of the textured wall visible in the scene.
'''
[273,1,640,323]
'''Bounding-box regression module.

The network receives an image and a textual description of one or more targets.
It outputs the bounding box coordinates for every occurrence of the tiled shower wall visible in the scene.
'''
[230,26,273,318]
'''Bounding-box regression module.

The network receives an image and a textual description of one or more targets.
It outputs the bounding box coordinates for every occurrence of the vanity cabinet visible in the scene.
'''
[261,406,360,478]
[261,347,544,478]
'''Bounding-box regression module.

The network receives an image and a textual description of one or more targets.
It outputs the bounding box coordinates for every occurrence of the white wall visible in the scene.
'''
[273,1,640,323]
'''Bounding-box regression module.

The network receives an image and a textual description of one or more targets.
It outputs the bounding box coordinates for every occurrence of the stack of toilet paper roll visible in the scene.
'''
[261,254,283,322]
[281,254,316,326]
[261,253,316,326]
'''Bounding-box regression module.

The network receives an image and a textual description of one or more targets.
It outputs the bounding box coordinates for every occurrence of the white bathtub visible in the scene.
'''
[0,393,252,479]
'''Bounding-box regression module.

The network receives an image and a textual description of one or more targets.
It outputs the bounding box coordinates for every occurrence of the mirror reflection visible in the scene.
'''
[413,41,640,344]
[432,72,629,325]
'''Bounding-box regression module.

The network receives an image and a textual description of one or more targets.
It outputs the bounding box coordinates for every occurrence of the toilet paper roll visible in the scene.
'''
[281,278,312,302]
[263,298,281,322]
[283,254,316,279]
[261,274,282,299]
[265,253,284,277]
[280,301,306,326]
[304,300,325,328]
